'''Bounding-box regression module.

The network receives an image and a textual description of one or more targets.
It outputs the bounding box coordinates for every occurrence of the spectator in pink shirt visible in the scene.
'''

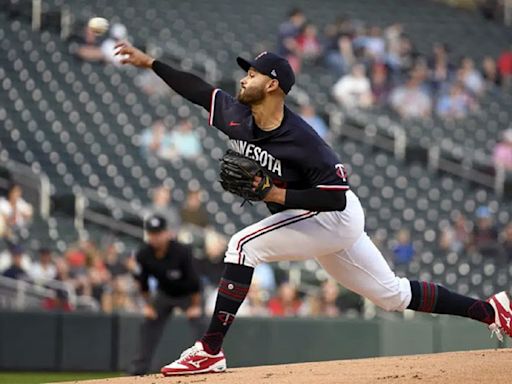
[493,129,512,172]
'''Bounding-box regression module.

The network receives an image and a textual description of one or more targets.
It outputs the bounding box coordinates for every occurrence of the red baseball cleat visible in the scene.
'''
[161,341,226,376]
[487,291,512,342]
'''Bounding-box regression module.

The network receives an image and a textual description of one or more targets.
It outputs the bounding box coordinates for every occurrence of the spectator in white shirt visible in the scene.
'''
[0,183,33,239]
[332,64,373,109]
[101,23,129,66]
[457,57,484,96]
[390,76,432,119]
[30,248,57,283]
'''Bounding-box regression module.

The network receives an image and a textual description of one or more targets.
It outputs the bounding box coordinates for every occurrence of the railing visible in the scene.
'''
[0,275,76,310]
[74,187,147,240]
[328,109,506,197]
[146,42,221,85]
[428,145,502,194]
[329,109,408,161]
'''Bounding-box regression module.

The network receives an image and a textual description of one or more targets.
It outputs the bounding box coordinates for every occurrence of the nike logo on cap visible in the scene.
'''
[229,121,240,127]
[271,69,277,77]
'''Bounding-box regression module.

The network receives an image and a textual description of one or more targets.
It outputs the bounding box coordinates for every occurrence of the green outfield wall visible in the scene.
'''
[0,311,502,372]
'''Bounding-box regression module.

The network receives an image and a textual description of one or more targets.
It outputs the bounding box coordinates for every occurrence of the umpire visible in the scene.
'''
[129,214,203,375]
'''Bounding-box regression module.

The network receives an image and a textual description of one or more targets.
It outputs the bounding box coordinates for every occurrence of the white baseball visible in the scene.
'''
[88,17,109,35]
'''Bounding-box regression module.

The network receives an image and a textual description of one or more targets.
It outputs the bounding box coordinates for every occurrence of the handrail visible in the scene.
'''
[328,109,505,196]
[31,0,42,31]
[0,275,77,310]
[73,187,146,240]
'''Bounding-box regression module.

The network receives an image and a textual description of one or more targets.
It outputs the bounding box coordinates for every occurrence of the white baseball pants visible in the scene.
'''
[224,190,412,312]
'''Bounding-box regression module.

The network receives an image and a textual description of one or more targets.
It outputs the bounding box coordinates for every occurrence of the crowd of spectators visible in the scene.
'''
[0,182,362,318]
[2,6,510,320]
[439,207,512,262]
[140,118,202,162]
[277,9,512,121]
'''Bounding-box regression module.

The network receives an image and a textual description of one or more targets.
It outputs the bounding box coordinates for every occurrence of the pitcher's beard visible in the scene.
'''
[237,87,264,105]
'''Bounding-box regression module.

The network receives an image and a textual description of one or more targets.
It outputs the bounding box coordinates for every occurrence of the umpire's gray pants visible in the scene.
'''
[129,291,205,375]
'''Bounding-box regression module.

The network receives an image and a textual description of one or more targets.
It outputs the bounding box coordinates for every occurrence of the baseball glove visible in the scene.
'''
[219,150,273,201]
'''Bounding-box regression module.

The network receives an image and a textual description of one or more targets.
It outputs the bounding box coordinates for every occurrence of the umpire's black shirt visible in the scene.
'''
[135,240,200,298]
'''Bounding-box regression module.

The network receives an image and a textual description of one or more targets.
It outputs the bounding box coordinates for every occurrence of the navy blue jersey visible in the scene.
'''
[209,89,349,212]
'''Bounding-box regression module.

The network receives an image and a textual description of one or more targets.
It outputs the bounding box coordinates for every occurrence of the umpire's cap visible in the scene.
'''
[236,51,295,94]
[144,214,167,233]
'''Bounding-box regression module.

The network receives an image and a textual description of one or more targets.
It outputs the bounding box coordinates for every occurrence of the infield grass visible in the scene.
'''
[0,371,121,384]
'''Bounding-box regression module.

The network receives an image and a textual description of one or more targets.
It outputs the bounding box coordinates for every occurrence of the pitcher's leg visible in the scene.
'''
[317,233,496,325]
[316,232,411,312]
[224,209,350,267]
[202,209,354,354]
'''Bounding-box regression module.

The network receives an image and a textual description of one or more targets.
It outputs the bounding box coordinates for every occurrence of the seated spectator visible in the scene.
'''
[497,45,512,87]
[390,75,432,119]
[0,242,31,272]
[481,56,502,88]
[30,247,57,284]
[64,244,87,276]
[500,223,512,262]
[370,63,391,107]
[267,282,302,317]
[2,244,29,280]
[253,263,277,293]
[439,212,471,253]
[493,128,512,172]
[296,23,322,63]
[75,23,105,62]
[140,120,173,160]
[386,33,415,75]
[470,206,499,256]
[54,256,71,283]
[148,185,181,231]
[300,291,323,317]
[325,35,356,77]
[104,242,129,277]
[299,104,330,141]
[0,183,33,239]
[332,64,373,109]
[180,190,209,228]
[436,82,477,119]
[427,42,453,94]
[88,253,112,303]
[457,57,485,96]
[277,8,305,73]
[384,23,403,58]
[42,289,73,312]
[319,280,342,317]
[392,229,415,265]
[363,26,386,62]
[323,15,355,54]
[238,280,270,317]
[196,229,227,287]
[101,23,129,66]
[102,276,137,314]
[169,118,202,160]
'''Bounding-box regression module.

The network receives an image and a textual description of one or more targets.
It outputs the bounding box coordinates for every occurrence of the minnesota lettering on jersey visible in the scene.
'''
[230,140,283,176]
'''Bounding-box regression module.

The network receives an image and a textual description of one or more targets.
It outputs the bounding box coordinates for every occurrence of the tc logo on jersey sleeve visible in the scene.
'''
[335,164,348,182]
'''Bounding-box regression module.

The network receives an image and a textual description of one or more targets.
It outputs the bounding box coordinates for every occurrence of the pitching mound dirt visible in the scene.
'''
[54,349,511,384]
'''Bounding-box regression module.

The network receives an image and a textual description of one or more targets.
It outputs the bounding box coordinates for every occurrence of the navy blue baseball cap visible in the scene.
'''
[236,51,295,94]
[144,215,167,233]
